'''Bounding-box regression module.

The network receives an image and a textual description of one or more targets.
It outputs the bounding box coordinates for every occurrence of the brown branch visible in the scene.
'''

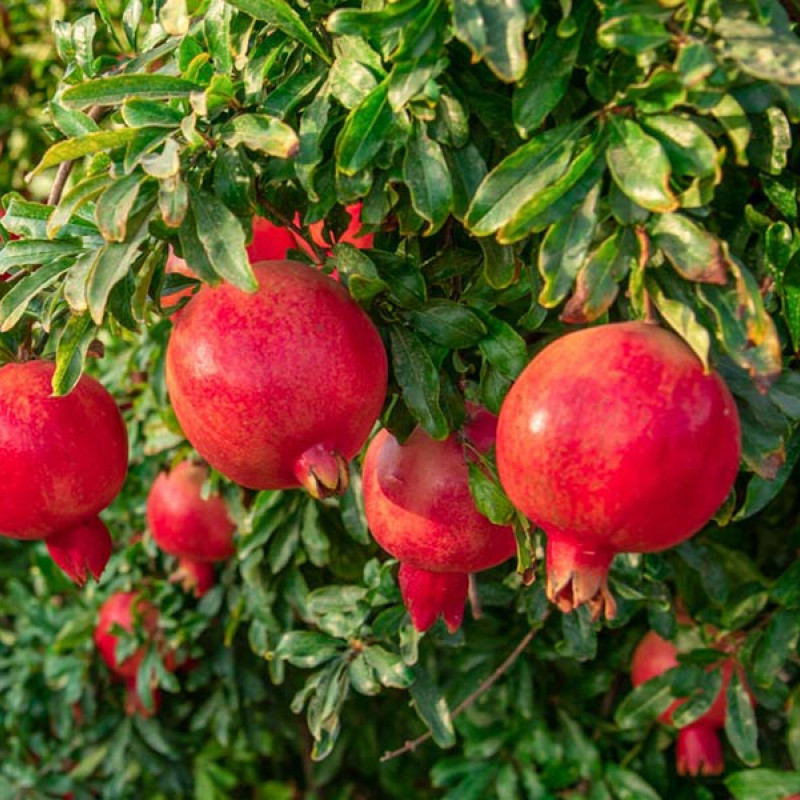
[46,105,105,207]
[380,619,547,762]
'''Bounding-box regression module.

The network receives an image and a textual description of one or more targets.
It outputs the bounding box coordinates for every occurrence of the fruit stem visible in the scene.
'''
[545,536,616,621]
[294,444,349,499]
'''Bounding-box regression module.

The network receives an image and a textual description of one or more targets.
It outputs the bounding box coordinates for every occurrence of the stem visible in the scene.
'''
[379,619,548,762]
[47,106,105,207]
[467,574,482,621]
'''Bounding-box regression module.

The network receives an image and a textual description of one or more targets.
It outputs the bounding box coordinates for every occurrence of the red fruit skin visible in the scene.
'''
[171,557,216,597]
[496,321,741,619]
[94,592,158,680]
[246,217,296,262]
[46,517,113,586]
[362,417,517,632]
[146,461,235,562]
[165,260,388,493]
[294,202,374,256]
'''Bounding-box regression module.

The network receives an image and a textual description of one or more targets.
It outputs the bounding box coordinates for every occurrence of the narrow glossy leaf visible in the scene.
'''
[30,129,138,177]
[597,13,670,54]
[159,175,189,228]
[603,766,661,800]
[724,670,760,767]
[465,121,582,236]
[557,606,597,661]
[390,327,448,439]
[646,277,710,369]
[641,114,720,181]
[332,244,389,305]
[479,236,516,290]
[204,0,234,74]
[389,56,442,112]
[220,115,300,158]
[409,666,455,748]
[651,213,727,284]
[363,646,414,689]
[330,58,378,110]
[4,198,97,240]
[498,126,607,241]
[326,0,421,37]
[274,631,342,669]
[52,314,96,396]
[296,89,332,199]
[751,609,800,688]
[749,108,792,176]
[606,117,677,212]
[121,99,184,129]
[189,188,257,291]
[710,94,750,166]
[48,175,112,239]
[726,770,800,800]
[561,228,637,323]
[227,0,331,64]
[335,81,395,176]
[0,241,85,270]
[445,142,487,222]
[349,654,380,696]
[715,17,800,84]
[95,172,147,242]
[614,670,674,729]
[513,19,582,136]
[538,181,600,308]
[475,312,528,381]
[403,123,453,234]
[452,0,527,82]
[0,260,73,332]
[671,668,723,729]
[783,251,800,352]
[50,103,100,137]
[468,464,515,525]
[160,0,189,35]
[61,75,200,108]
[405,301,487,348]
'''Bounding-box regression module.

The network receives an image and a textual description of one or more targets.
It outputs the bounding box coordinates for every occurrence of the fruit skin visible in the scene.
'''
[0,360,128,584]
[293,202,374,258]
[165,260,388,495]
[496,321,741,620]
[246,217,297,262]
[630,629,750,777]
[362,410,517,632]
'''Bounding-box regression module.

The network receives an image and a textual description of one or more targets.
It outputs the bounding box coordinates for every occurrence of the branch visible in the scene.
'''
[380,619,547,762]
[46,105,105,207]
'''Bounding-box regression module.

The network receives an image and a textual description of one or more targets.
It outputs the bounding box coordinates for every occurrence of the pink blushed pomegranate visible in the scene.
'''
[146,460,235,595]
[362,410,517,632]
[631,629,750,776]
[165,260,387,497]
[0,360,128,584]
[496,321,741,620]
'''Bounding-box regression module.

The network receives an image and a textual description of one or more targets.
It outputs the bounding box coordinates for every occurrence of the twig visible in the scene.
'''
[46,105,105,207]
[380,620,547,762]
[467,574,482,621]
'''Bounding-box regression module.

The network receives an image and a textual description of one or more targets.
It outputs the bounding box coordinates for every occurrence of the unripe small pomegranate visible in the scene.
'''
[362,408,517,632]
[0,360,128,584]
[146,460,235,596]
[166,260,387,497]
[497,321,740,620]
[630,629,751,777]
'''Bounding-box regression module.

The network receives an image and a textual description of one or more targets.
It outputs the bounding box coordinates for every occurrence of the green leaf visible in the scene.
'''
[614,670,674,729]
[671,668,723,729]
[335,81,396,176]
[475,312,528,381]
[189,188,258,291]
[467,464,515,525]
[389,327,448,439]
[726,770,800,800]
[403,122,453,234]
[95,172,147,242]
[330,58,378,110]
[724,670,760,767]
[362,646,414,689]
[48,175,112,238]
[121,99,184,129]
[478,236,516,290]
[0,260,73,332]
[715,17,800,85]
[651,213,727,284]
[452,0,527,82]
[751,609,800,688]
[561,227,637,323]
[783,251,800,352]
[604,765,662,800]
[641,114,721,179]
[61,75,201,108]
[227,0,331,64]
[409,666,455,748]
[0,240,85,270]
[606,117,678,212]
[597,12,670,55]
[538,180,600,308]
[710,94,750,166]
[749,108,792,176]
[465,121,582,236]
[50,102,100,137]
[274,632,342,669]
[29,129,139,177]
[220,115,300,158]
[736,428,800,520]
[405,301,487,348]
[52,313,97,396]
[348,654,381,696]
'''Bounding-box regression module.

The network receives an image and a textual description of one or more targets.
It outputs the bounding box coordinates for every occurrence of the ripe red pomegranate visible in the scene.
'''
[496,321,741,620]
[94,591,176,716]
[246,216,297,262]
[362,409,517,632]
[0,360,128,584]
[146,460,235,596]
[166,260,387,496]
[631,629,750,776]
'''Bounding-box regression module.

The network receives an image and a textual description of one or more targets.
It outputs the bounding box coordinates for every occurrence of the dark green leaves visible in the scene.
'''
[335,81,396,175]
[61,75,200,108]
[403,123,453,234]
[724,670,760,766]
[30,130,139,178]
[404,302,487,349]
[715,17,800,85]
[409,666,455,748]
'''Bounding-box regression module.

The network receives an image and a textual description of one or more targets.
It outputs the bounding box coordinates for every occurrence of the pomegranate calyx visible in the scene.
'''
[46,517,112,585]
[294,444,349,499]
[170,557,215,597]
[398,563,469,633]
[676,723,724,776]
[123,678,161,718]
[545,538,616,621]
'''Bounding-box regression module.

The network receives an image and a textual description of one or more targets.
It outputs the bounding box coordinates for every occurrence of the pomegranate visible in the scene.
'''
[293,202,374,259]
[496,321,741,620]
[631,629,750,776]
[362,409,517,632]
[0,360,128,584]
[94,591,176,716]
[165,260,387,496]
[246,216,296,262]
[146,460,235,596]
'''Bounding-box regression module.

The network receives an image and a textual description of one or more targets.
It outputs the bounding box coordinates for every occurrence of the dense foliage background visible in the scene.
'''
[2,0,800,797]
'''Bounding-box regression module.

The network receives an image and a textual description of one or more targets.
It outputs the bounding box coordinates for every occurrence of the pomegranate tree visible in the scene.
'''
[496,321,741,619]
[362,409,517,632]
[0,360,128,584]
[165,260,387,497]
[146,460,236,596]
[94,591,176,716]
[631,629,751,776]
